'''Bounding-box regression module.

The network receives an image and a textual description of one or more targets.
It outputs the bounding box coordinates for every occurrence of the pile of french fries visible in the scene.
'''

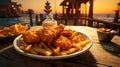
[0,23,29,37]
[19,32,91,56]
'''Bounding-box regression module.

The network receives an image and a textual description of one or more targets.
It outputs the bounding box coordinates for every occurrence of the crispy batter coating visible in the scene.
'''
[22,31,40,44]
[54,35,72,50]
[37,27,55,45]
[60,29,73,37]
[20,24,90,56]
[22,24,65,45]
[36,24,65,45]
[55,24,65,32]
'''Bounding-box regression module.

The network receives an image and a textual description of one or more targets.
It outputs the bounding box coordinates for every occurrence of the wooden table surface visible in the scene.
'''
[0,26,120,67]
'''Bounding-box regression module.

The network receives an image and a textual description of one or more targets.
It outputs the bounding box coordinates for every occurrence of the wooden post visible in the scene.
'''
[74,18,77,25]
[62,3,65,18]
[88,0,93,27]
[113,10,119,22]
[36,15,39,25]
[96,22,99,28]
[75,2,78,17]
[40,14,43,25]
[65,18,67,25]
[55,13,57,18]
[84,3,87,25]
[117,27,120,36]
[29,10,33,26]
[71,0,74,15]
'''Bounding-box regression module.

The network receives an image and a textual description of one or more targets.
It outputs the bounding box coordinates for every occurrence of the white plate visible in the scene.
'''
[13,31,93,60]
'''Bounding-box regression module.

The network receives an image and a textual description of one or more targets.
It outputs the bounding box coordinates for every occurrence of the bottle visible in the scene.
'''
[42,14,57,28]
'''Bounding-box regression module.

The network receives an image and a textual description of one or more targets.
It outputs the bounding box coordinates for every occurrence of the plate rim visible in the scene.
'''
[13,31,93,60]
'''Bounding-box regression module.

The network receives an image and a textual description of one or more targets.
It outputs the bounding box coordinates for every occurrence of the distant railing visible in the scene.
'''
[81,17,120,35]
[28,13,120,35]
[61,17,120,35]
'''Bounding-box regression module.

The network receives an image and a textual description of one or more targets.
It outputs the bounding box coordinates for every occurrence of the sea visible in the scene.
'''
[0,14,119,27]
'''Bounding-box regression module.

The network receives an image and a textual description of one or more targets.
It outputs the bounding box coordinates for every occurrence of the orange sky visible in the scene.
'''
[12,0,120,14]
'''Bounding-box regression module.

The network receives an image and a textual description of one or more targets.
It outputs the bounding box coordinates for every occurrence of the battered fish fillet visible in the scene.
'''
[36,24,65,45]
[60,29,73,37]
[54,35,72,50]
[55,24,65,32]
[22,31,40,44]
[36,27,55,45]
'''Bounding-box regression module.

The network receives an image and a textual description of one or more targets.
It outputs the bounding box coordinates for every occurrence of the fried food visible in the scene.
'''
[22,31,40,44]
[60,29,73,37]
[54,35,72,50]
[71,35,85,43]
[55,24,65,32]
[20,24,91,56]
[36,24,65,45]
[36,27,55,45]
[0,23,29,37]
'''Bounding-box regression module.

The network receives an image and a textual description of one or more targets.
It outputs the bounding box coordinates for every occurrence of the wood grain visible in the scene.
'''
[0,26,120,67]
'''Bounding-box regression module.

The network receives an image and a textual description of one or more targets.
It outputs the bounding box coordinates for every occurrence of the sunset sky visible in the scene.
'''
[12,0,120,14]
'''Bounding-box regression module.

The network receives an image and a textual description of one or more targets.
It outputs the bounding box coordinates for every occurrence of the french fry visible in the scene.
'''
[40,42,53,53]
[3,27,10,32]
[29,49,38,55]
[0,34,5,37]
[38,43,42,48]
[14,24,19,33]
[60,48,79,55]
[60,52,67,56]
[79,40,91,46]
[0,30,2,32]
[68,31,78,39]
[32,47,52,56]
[19,45,26,50]
[20,40,29,47]
[48,44,55,51]
[72,35,80,43]
[8,32,14,36]
[23,24,29,30]
[72,35,85,43]
[25,45,32,51]
[18,24,91,56]
[0,23,28,37]
[72,43,83,50]
[53,47,60,55]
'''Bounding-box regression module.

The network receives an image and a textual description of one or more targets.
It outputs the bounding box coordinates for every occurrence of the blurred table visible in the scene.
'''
[0,26,120,67]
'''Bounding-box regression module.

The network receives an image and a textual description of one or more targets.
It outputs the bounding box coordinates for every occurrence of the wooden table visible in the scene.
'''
[0,26,120,67]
